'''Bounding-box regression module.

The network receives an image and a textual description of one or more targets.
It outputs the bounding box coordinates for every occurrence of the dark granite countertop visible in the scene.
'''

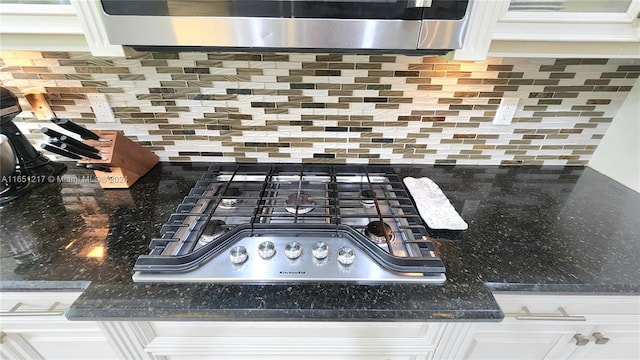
[1,163,638,321]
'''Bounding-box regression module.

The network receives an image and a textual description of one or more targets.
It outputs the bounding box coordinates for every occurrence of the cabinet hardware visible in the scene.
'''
[592,332,610,344]
[514,306,586,321]
[573,333,590,346]
[0,302,65,316]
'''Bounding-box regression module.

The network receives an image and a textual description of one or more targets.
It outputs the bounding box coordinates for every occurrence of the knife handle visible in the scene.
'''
[58,135,100,154]
[86,164,112,173]
[76,163,112,173]
[51,118,100,141]
[47,138,63,147]
[40,144,82,160]
[41,127,66,139]
[59,143,102,160]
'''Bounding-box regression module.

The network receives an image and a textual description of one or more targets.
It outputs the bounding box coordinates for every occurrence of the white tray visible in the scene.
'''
[403,177,468,231]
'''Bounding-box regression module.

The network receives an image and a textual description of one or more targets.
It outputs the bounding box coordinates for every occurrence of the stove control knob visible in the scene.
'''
[337,246,355,266]
[284,241,302,260]
[229,246,248,264]
[258,241,276,259]
[312,241,329,260]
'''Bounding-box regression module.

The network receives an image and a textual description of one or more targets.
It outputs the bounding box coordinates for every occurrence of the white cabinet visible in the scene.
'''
[0,3,88,52]
[488,1,640,58]
[455,323,592,359]
[456,0,640,60]
[0,1,124,56]
[102,321,447,360]
[435,293,640,360]
[0,291,119,360]
[574,324,640,360]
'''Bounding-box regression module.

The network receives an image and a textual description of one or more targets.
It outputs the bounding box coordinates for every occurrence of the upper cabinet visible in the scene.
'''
[0,0,88,51]
[487,0,640,59]
[1,0,639,59]
[0,0,123,56]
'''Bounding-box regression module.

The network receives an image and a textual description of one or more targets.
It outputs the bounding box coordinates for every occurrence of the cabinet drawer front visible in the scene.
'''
[493,293,640,317]
[0,291,83,315]
[151,321,439,340]
[147,322,441,358]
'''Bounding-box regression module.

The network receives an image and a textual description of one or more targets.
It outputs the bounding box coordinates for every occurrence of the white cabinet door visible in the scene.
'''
[0,291,120,360]
[462,322,591,360]
[458,0,640,59]
[435,294,640,360]
[571,323,640,360]
[135,321,444,360]
[1,323,119,360]
[0,1,125,55]
[589,329,640,360]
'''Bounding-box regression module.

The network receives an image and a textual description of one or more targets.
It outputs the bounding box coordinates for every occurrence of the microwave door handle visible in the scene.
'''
[407,0,432,8]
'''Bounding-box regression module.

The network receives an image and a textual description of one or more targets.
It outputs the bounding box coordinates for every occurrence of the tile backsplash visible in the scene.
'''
[1,50,638,165]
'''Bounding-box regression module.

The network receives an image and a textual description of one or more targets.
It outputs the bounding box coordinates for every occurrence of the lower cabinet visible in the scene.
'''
[0,291,119,360]
[102,321,445,360]
[434,293,640,360]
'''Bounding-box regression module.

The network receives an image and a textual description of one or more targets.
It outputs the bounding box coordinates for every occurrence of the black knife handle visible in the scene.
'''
[59,143,102,160]
[41,127,66,139]
[86,164,112,173]
[40,143,82,160]
[47,138,63,147]
[59,135,100,153]
[52,118,100,141]
[42,128,99,154]
[77,163,113,173]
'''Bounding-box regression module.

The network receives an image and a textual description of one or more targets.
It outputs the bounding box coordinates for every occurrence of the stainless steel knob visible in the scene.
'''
[258,241,276,259]
[573,334,589,346]
[592,332,610,345]
[337,246,355,265]
[312,241,329,260]
[284,241,302,259]
[229,246,248,264]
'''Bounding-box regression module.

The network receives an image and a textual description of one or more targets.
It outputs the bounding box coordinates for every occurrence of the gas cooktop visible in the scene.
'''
[133,165,446,284]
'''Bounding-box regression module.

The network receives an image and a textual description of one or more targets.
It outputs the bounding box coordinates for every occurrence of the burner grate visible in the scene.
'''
[161,165,431,254]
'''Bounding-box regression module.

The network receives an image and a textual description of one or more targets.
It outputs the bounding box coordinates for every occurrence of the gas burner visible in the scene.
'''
[360,189,376,207]
[197,219,227,247]
[364,220,394,245]
[285,192,315,214]
[220,187,242,208]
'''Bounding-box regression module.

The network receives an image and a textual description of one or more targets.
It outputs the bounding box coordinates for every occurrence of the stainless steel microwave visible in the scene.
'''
[98,0,472,53]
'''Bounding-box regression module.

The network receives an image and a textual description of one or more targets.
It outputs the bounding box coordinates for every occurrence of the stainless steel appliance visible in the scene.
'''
[133,164,446,284]
[99,0,471,52]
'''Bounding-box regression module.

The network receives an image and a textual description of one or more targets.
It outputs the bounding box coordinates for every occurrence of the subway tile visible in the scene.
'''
[497,72,524,79]
[369,55,396,63]
[600,72,626,78]
[3,50,637,165]
[539,65,566,72]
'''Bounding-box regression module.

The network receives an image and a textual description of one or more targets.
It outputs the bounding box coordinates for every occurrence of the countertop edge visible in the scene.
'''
[485,282,640,294]
[0,280,91,291]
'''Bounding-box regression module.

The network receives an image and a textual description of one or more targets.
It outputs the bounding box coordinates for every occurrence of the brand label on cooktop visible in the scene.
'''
[279,271,306,275]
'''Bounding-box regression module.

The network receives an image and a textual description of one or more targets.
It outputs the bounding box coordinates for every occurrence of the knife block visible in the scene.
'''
[78,131,159,189]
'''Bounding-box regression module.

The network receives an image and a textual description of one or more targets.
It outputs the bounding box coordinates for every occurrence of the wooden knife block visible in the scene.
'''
[79,131,159,189]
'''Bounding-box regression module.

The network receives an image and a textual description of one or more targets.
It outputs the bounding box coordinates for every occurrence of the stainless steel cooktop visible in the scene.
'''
[133,165,446,284]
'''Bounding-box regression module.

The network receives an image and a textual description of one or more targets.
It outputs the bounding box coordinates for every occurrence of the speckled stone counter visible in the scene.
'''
[1,163,638,321]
